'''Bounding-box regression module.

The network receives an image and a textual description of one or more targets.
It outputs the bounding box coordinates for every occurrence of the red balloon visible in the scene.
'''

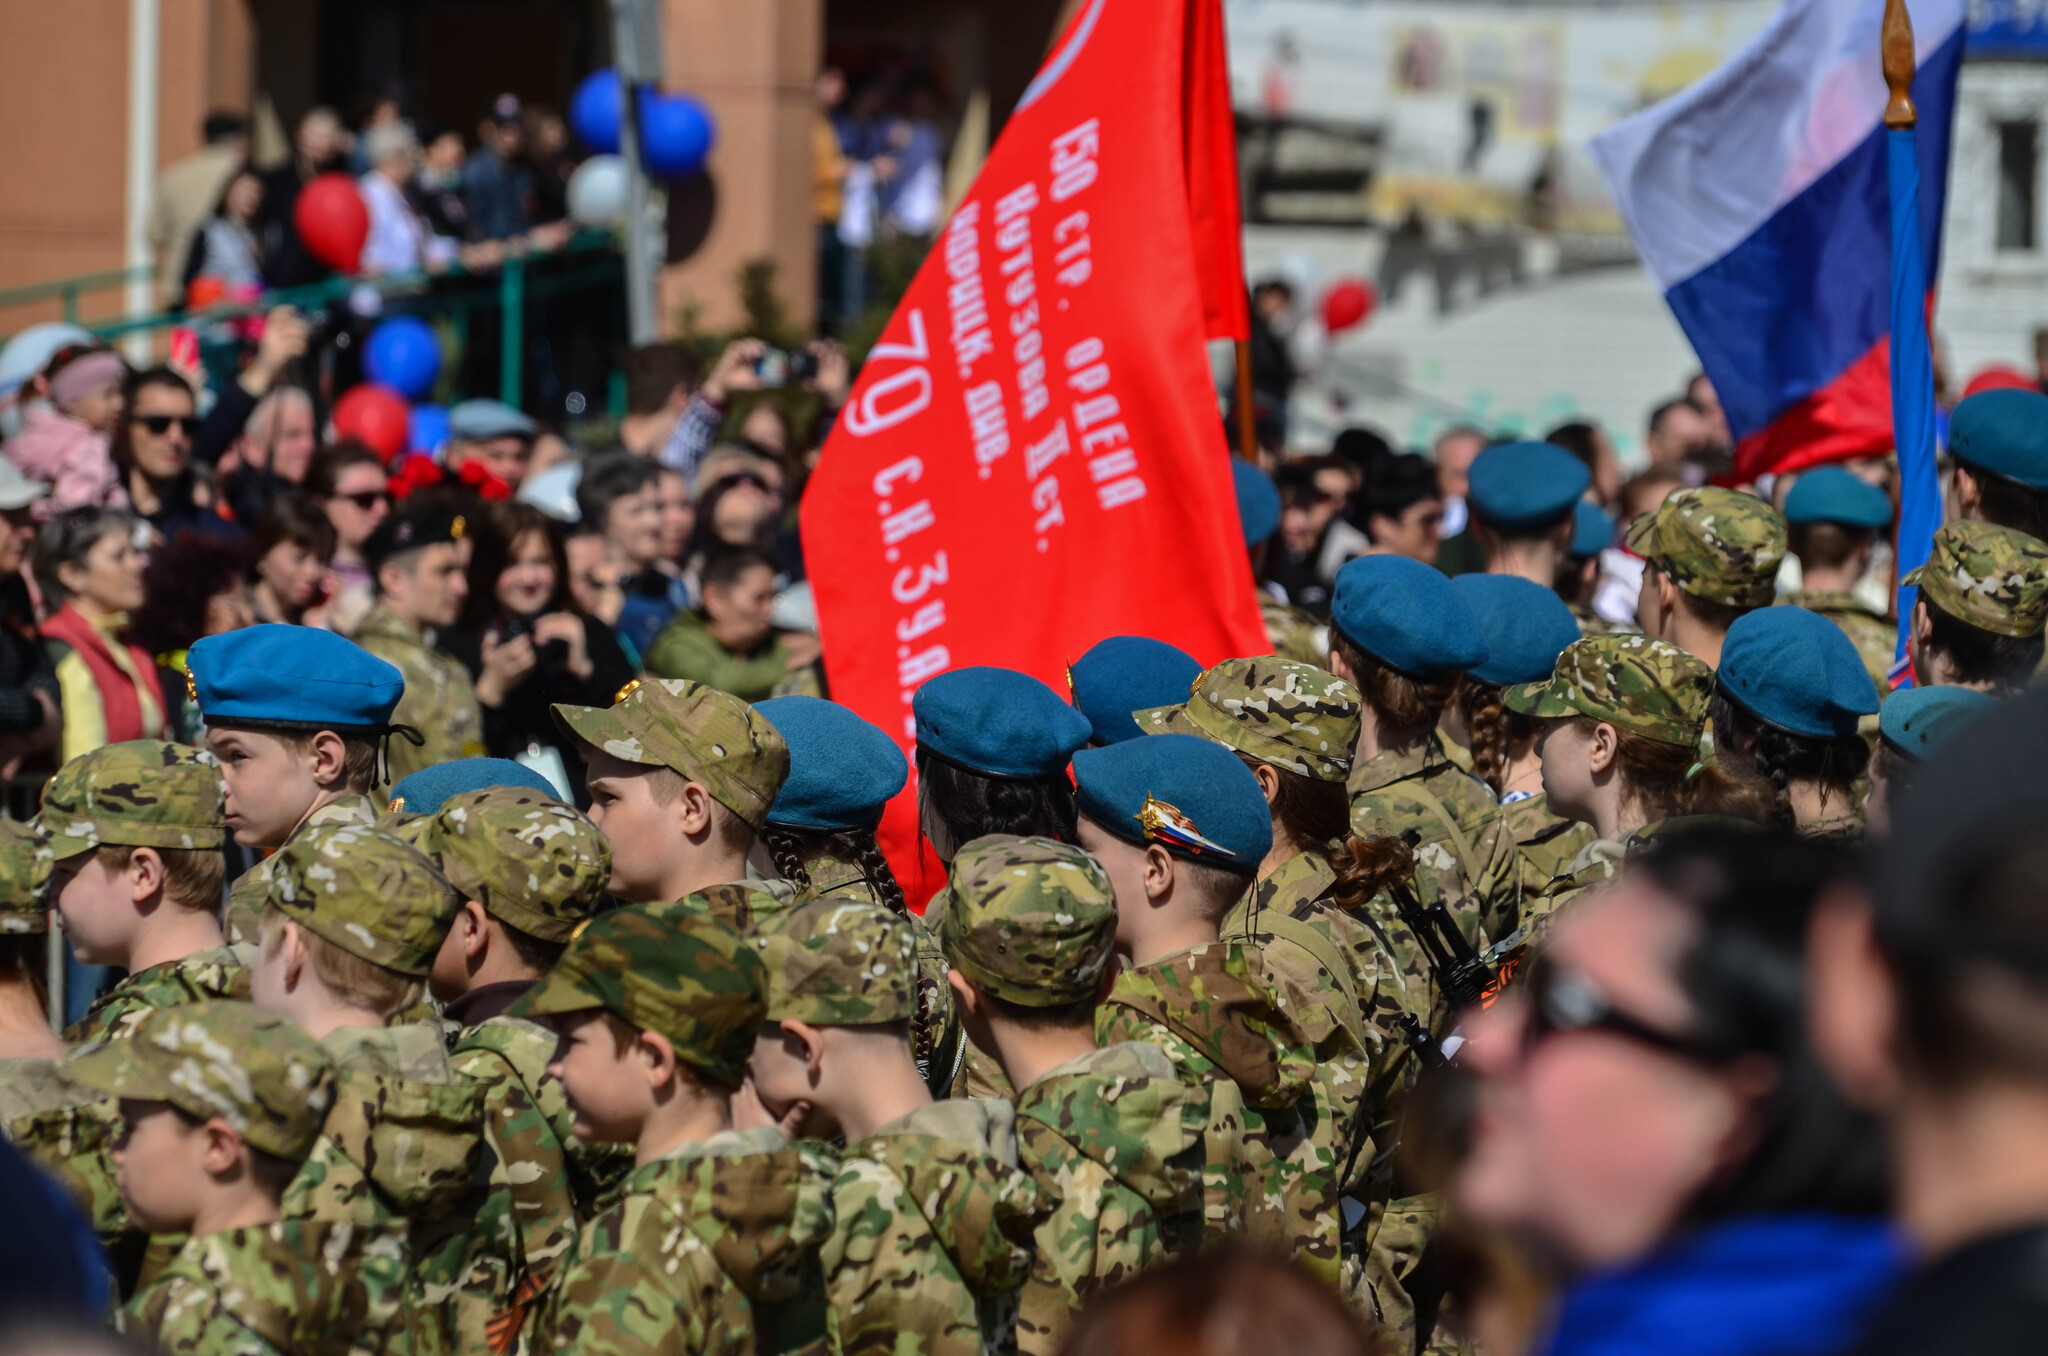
[1963,364,2035,400]
[1321,278,1376,335]
[331,384,411,463]
[293,173,369,273]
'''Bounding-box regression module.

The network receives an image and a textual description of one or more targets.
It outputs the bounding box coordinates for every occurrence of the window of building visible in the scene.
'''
[1996,119,2038,253]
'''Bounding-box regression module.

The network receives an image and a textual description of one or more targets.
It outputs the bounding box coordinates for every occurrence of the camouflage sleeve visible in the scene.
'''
[822,1156,984,1356]
[1015,1162,1158,1356]
[535,1196,725,1356]
[128,1275,286,1356]
[1470,811,1522,951]
[224,860,272,948]
[449,1045,579,1284]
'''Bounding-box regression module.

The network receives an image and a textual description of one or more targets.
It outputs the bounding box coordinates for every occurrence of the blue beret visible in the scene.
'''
[1070,636,1202,746]
[1571,501,1614,559]
[1451,575,1582,688]
[190,624,404,731]
[1949,388,2048,491]
[1878,685,1998,762]
[1232,458,1281,548]
[1783,466,1892,529]
[1329,555,1488,679]
[1072,733,1271,873]
[758,696,908,830]
[1718,608,1880,739]
[914,667,1092,779]
[1467,441,1592,531]
[447,398,538,443]
[389,758,560,815]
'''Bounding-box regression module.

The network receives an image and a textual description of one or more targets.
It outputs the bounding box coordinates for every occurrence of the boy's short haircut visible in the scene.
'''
[93,844,225,914]
[227,725,380,794]
[1788,522,1871,573]
[980,986,1100,1033]
[1178,857,1251,924]
[260,901,423,1019]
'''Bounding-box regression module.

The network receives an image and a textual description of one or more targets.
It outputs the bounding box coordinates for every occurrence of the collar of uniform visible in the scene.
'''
[354,608,425,646]
[1344,729,1444,797]
[1788,590,1882,619]
[305,794,380,830]
[799,851,869,902]
[650,1124,787,1165]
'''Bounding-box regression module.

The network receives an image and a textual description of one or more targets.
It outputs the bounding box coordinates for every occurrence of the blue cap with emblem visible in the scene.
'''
[1329,554,1489,679]
[1232,458,1281,548]
[1717,606,1880,739]
[1571,501,1615,559]
[758,696,908,830]
[1071,733,1270,873]
[914,667,1092,780]
[1069,636,1202,746]
[189,624,405,732]
[1452,575,1583,688]
[1949,387,2048,491]
[1467,441,1592,532]
[1877,685,1998,762]
[1783,465,1893,529]
[387,757,561,817]
[447,398,539,443]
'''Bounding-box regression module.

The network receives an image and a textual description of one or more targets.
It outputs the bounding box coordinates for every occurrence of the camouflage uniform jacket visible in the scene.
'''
[1524,829,1636,944]
[1570,604,1639,640]
[1348,731,1520,974]
[1260,595,1328,671]
[124,1218,409,1356]
[1011,1041,1206,1356]
[652,878,807,937]
[1094,942,1333,1269]
[0,1055,125,1237]
[534,1126,838,1356]
[63,947,253,1046]
[225,794,382,945]
[1500,792,1595,908]
[825,1097,1050,1356]
[1783,590,1895,693]
[354,608,486,785]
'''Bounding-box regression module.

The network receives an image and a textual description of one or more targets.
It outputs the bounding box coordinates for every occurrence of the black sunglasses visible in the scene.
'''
[335,490,392,511]
[132,414,201,436]
[1521,952,1718,1064]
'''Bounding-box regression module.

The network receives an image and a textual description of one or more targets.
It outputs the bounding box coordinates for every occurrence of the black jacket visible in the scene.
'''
[0,575,58,735]
[438,612,635,807]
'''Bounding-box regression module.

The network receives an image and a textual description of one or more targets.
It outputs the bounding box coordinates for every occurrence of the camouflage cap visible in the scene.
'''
[265,822,463,977]
[751,897,917,1026]
[1135,656,1359,782]
[508,903,766,1090]
[936,834,1118,1008]
[1503,634,1712,748]
[68,1001,335,1161]
[405,789,611,943]
[36,740,225,862]
[0,820,51,932]
[552,678,791,831]
[1901,520,2048,638]
[1624,486,1787,609]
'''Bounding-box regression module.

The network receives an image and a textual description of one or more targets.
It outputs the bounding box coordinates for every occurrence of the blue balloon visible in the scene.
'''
[363,316,442,401]
[571,70,622,155]
[409,403,450,456]
[639,93,716,179]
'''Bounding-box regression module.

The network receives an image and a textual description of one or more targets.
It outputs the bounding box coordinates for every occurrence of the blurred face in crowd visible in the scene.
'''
[453,436,532,491]
[482,118,525,159]
[380,542,468,628]
[1434,430,1486,502]
[257,537,328,612]
[111,1100,208,1235]
[323,462,391,555]
[527,110,568,160]
[126,383,197,481]
[657,470,693,562]
[1369,496,1445,565]
[1457,879,1769,1271]
[495,529,557,616]
[702,563,779,653]
[1647,403,1715,469]
[1687,374,1731,447]
[222,171,263,224]
[0,509,35,577]
[64,376,126,434]
[603,484,663,569]
[710,478,776,549]
[204,579,257,636]
[243,390,317,484]
[59,526,145,615]
[424,131,465,178]
[298,108,346,169]
[740,406,789,458]
[565,530,624,620]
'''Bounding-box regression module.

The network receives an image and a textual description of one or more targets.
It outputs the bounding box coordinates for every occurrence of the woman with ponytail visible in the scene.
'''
[755,695,963,1097]
[1505,635,1768,936]
[1708,608,1880,839]
[1446,576,1596,899]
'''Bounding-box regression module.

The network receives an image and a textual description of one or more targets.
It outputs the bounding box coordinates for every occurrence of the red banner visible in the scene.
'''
[802,0,1267,906]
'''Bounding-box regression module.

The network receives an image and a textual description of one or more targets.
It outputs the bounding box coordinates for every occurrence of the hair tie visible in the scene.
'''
[1684,761,1705,781]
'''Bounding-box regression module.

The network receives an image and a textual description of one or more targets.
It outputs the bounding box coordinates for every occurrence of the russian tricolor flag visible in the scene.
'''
[1591,0,1965,482]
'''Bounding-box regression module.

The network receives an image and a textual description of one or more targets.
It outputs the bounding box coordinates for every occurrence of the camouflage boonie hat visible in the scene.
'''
[36,740,225,862]
[1624,486,1786,609]
[403,789,611,943]
[752,897,917,1026]
[69,1001,335,1161]
[0,820,52,932]
[936,834,1118,1008]
[1135,656,1360,782]
[265,823,463,977]
[1503,634,1712,748]
[1902,520,2048,638]
[508,903,766,1090]
[552,679,791,831]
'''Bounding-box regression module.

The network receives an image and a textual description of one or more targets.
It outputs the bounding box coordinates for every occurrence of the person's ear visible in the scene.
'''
[675,782,717,839]
[783,1019,828,1081]
[1655,572,1680,621]
[1251,762,1282,808]
[279,921,308,993]
[637,1029,680,1090]
[461,900,490,961]
[1806,886,1905,1111]
[1143,843,1175,904]
[1327,646,1355,682]
[945,969,983,1022]
[127,847,166,905]
[1587,722,1621,776]
[201,1119,247,1177]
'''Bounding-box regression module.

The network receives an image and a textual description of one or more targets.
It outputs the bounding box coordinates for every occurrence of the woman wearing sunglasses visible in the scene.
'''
[305,442,389,635]
[1454,827,1902,1356]
[115,366,237,547]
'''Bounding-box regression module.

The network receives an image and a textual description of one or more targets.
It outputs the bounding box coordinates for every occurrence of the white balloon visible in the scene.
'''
[567,155,630,229]
[0,322,93,439]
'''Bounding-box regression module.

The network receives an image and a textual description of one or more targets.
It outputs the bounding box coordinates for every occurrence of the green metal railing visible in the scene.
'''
[0,231,625,408]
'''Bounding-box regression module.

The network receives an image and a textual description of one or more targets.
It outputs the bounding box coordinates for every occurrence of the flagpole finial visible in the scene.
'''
[1882,0,1918,128]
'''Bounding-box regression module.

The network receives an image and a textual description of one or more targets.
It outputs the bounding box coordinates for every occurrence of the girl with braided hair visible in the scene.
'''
[754,696,963,1097]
